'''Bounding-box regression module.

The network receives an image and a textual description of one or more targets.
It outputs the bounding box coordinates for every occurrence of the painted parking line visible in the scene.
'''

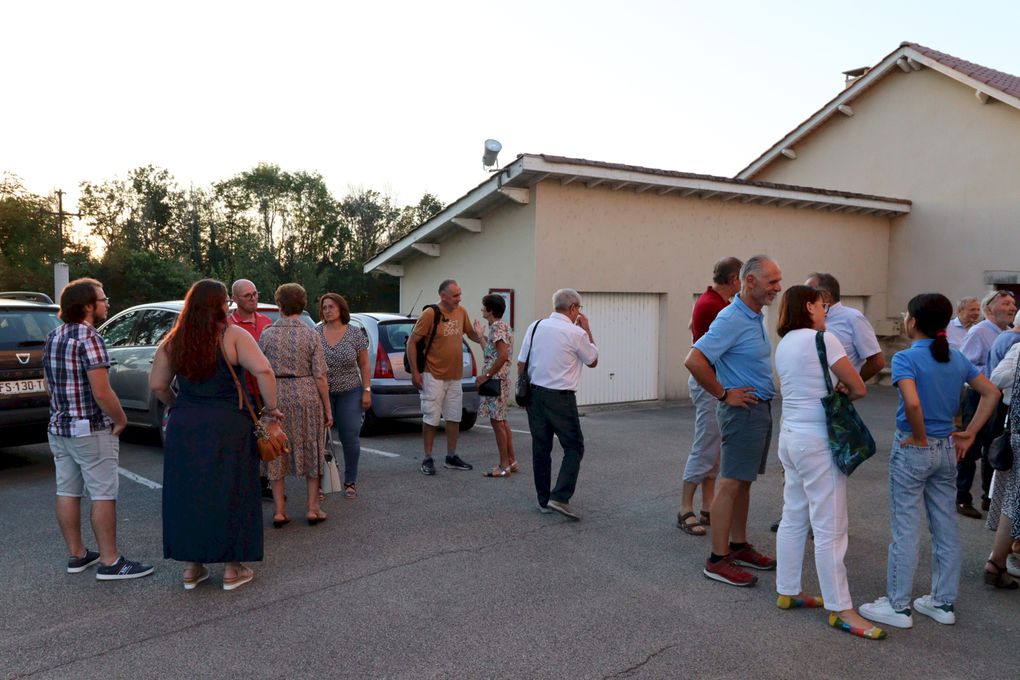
[476,424,532,436]
[360,447,401,458]
[117,466,162,490]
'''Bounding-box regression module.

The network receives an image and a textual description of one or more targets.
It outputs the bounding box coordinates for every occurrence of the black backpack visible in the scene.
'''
[403,304,443,373]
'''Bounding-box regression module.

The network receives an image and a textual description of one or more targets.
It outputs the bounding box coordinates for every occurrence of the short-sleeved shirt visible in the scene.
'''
[691,287,728,344]
[892,339,979,438]
[987,330,1020,376]
[517,313,598,391]
[775,329,847,435]
[317,324,369,393]
[228,310,273,399]
[946,317,968,348]
[693,295,776,400]
[960,319,1002,376]
[411,305,471,381]
[43,323,113,437]
[824,302,882,372]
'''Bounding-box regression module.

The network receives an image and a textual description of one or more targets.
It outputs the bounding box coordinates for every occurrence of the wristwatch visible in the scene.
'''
[363,386,371,392]
[717,389,728,402]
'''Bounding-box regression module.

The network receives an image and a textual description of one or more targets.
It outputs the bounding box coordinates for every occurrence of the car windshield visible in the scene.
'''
[0,310,61,350]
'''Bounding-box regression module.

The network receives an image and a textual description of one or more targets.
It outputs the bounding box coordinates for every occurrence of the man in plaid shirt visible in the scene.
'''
[44,278,153,580]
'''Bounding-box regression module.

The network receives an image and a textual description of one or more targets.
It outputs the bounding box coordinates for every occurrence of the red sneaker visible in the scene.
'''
[730,544,776,571]
[703,557,758,587]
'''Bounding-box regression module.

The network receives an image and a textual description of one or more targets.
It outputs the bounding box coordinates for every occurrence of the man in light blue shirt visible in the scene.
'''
[686,254,782,588]
[957,289,1016,517]
[805,273,885,382]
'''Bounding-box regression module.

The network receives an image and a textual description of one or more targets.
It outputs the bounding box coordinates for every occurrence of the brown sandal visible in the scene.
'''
[677,511,706,536]
[985,560,1019,589]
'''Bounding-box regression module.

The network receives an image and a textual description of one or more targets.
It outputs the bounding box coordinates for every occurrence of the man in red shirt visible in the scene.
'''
[678,257,742,536]
[228,278,274,499]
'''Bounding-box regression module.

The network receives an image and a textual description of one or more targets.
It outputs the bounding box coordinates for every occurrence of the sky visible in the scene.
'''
[5,0,1020,213]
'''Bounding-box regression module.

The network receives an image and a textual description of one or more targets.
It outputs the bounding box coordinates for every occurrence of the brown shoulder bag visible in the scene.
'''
[222,336,290,462]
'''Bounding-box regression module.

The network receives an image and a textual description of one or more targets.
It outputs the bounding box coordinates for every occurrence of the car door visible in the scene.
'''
[121,309,178,413]
[99,310,145,410]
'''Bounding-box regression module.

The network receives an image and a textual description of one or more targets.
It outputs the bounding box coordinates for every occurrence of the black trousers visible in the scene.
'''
[527,386,585,505]
[957,388,1006,504]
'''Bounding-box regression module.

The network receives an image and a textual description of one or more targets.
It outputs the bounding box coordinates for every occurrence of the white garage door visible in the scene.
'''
[576,292,660,405]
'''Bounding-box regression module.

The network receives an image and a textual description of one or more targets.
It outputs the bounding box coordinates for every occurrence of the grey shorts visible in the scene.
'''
[716,400,772,482]
[48,429,120,500]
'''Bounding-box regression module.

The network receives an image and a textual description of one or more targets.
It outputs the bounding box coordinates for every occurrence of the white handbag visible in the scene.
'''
[321,430,343,494]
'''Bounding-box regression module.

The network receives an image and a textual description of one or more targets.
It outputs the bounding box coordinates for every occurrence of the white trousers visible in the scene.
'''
[776,425,852,612]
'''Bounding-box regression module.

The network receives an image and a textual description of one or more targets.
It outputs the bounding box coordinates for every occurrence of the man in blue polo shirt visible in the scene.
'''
[685,254,782,587]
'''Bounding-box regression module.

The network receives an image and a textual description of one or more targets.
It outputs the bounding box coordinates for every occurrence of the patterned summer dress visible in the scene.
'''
[258,318,327,480]
[478,319,513,421]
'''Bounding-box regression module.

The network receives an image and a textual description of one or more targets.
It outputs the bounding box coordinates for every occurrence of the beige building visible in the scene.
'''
[366,42,1019,405]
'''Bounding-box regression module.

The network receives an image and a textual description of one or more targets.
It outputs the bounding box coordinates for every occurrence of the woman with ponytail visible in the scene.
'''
[860,293,1000,629]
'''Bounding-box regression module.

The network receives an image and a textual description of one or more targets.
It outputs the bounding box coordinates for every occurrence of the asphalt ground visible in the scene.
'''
[1,385,1016,680]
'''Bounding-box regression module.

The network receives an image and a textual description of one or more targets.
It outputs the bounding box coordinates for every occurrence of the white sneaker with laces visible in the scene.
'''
[913,595,955,625]
[859,596,913,629]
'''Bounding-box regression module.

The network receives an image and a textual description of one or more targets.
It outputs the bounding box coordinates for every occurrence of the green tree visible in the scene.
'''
[0,174,66,292]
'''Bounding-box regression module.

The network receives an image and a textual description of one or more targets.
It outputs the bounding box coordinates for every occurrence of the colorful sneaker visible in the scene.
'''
[703,557,758,587]
[420,457,436,476]
[828,613,887,640]
[95,556,155,581]
[913,595,956,625]
[444,454,473,471]
[777,594,824,609]
[67,549,101,574]
[730,544,776,571]
[859,596,912,629]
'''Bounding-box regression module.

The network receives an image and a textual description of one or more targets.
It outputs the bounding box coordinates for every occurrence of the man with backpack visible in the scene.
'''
[407,279,485,475]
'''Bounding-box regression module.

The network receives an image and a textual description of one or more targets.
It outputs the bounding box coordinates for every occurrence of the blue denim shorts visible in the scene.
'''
[716,400,772,482]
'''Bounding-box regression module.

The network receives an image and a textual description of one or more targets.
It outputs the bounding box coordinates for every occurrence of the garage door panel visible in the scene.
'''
[577,293,659,405]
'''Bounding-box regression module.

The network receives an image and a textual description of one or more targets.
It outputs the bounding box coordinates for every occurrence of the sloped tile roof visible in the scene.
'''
[904,42,1020,101]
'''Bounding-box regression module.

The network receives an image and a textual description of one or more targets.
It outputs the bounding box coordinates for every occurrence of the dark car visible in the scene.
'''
[349,312,479,434]
[0,298,62,443]
[97,301,314,443]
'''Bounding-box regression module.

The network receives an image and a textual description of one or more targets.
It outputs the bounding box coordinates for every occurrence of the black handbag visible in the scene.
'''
[515,321,541,407]
[816,332,877,476]
[988,419,1013,471]
[478,377,502,397]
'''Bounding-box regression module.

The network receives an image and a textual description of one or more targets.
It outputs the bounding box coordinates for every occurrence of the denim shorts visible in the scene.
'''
[716,400,772,482]
[48,429,120,500]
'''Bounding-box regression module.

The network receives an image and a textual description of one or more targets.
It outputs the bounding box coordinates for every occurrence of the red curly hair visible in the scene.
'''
[164,279,228,381]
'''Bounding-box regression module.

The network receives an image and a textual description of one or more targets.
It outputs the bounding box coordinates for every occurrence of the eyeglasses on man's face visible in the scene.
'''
[239,291,259,300]
[96,297,110,305]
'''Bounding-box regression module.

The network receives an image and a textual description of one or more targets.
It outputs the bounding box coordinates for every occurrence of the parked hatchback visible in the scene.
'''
[349,312,479,434]
[97,301,314,443]
[0,298,62,443]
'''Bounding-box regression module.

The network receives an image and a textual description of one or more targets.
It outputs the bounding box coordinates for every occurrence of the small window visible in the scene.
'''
[135,310,178,346]
[99,311,141,347]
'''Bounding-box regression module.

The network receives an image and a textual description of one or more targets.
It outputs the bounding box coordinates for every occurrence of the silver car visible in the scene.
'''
[349,313,479,434]
[97,301,313,443]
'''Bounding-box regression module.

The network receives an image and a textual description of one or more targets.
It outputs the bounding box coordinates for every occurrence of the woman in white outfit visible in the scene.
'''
[774,285,885,639]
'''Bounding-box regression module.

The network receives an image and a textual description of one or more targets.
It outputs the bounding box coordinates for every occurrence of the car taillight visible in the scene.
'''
[468,349,477,377]
[374,349,394,379]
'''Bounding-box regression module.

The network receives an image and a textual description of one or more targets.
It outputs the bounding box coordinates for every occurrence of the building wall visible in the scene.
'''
[750,67,1020,313]
[530,180,892,399]
[398,194,538,369]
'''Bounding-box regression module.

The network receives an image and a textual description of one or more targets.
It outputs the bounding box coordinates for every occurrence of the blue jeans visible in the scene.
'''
[526,386,584,505]
[330,388,364,485]
[887,431,961,609]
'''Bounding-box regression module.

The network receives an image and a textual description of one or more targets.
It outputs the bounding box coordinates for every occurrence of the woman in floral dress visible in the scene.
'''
[259,283,332,526]
[474,294,516,477]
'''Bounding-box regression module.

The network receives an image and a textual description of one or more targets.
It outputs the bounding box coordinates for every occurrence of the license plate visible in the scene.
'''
[0,379,46,395]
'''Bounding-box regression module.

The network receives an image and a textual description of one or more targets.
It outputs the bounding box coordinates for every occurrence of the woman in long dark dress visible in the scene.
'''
[150,279,282,591]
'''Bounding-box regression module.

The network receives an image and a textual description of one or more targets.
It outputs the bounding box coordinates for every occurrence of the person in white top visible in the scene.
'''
[517,288,598,520]
[987,340,1020,585]
[947,296,981,348]
[805,273,885,382]
[773,286,882,640]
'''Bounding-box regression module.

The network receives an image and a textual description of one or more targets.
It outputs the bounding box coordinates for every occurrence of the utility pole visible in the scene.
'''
[40,189,84,299]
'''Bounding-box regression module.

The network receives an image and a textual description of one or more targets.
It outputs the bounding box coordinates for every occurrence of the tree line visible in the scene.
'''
[0,164,441,314]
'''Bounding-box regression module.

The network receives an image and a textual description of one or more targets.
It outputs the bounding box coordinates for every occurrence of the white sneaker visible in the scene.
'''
[1007,553,1020,578]
[859,596,913,629]
[913,595,955,625]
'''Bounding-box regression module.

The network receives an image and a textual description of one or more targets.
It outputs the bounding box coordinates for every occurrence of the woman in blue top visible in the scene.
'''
[859,293,999,629]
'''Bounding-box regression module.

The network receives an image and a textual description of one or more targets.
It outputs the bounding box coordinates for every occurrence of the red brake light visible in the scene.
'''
[468,347,477,377]
[374,348,394,379]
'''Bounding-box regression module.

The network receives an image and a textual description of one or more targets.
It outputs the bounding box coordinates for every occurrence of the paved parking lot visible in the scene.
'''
[1,385,1015,679]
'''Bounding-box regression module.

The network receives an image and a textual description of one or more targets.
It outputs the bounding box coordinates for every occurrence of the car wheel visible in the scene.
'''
[458,409,477,432]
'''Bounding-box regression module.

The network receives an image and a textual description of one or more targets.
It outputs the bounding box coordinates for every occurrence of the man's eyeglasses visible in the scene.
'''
[239,292,259,300]
[96,297,110,305]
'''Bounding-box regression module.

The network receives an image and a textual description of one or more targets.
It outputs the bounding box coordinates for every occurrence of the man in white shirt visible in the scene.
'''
[805,273,885,382]
[517,289,598,520]
[947,296,981,348]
